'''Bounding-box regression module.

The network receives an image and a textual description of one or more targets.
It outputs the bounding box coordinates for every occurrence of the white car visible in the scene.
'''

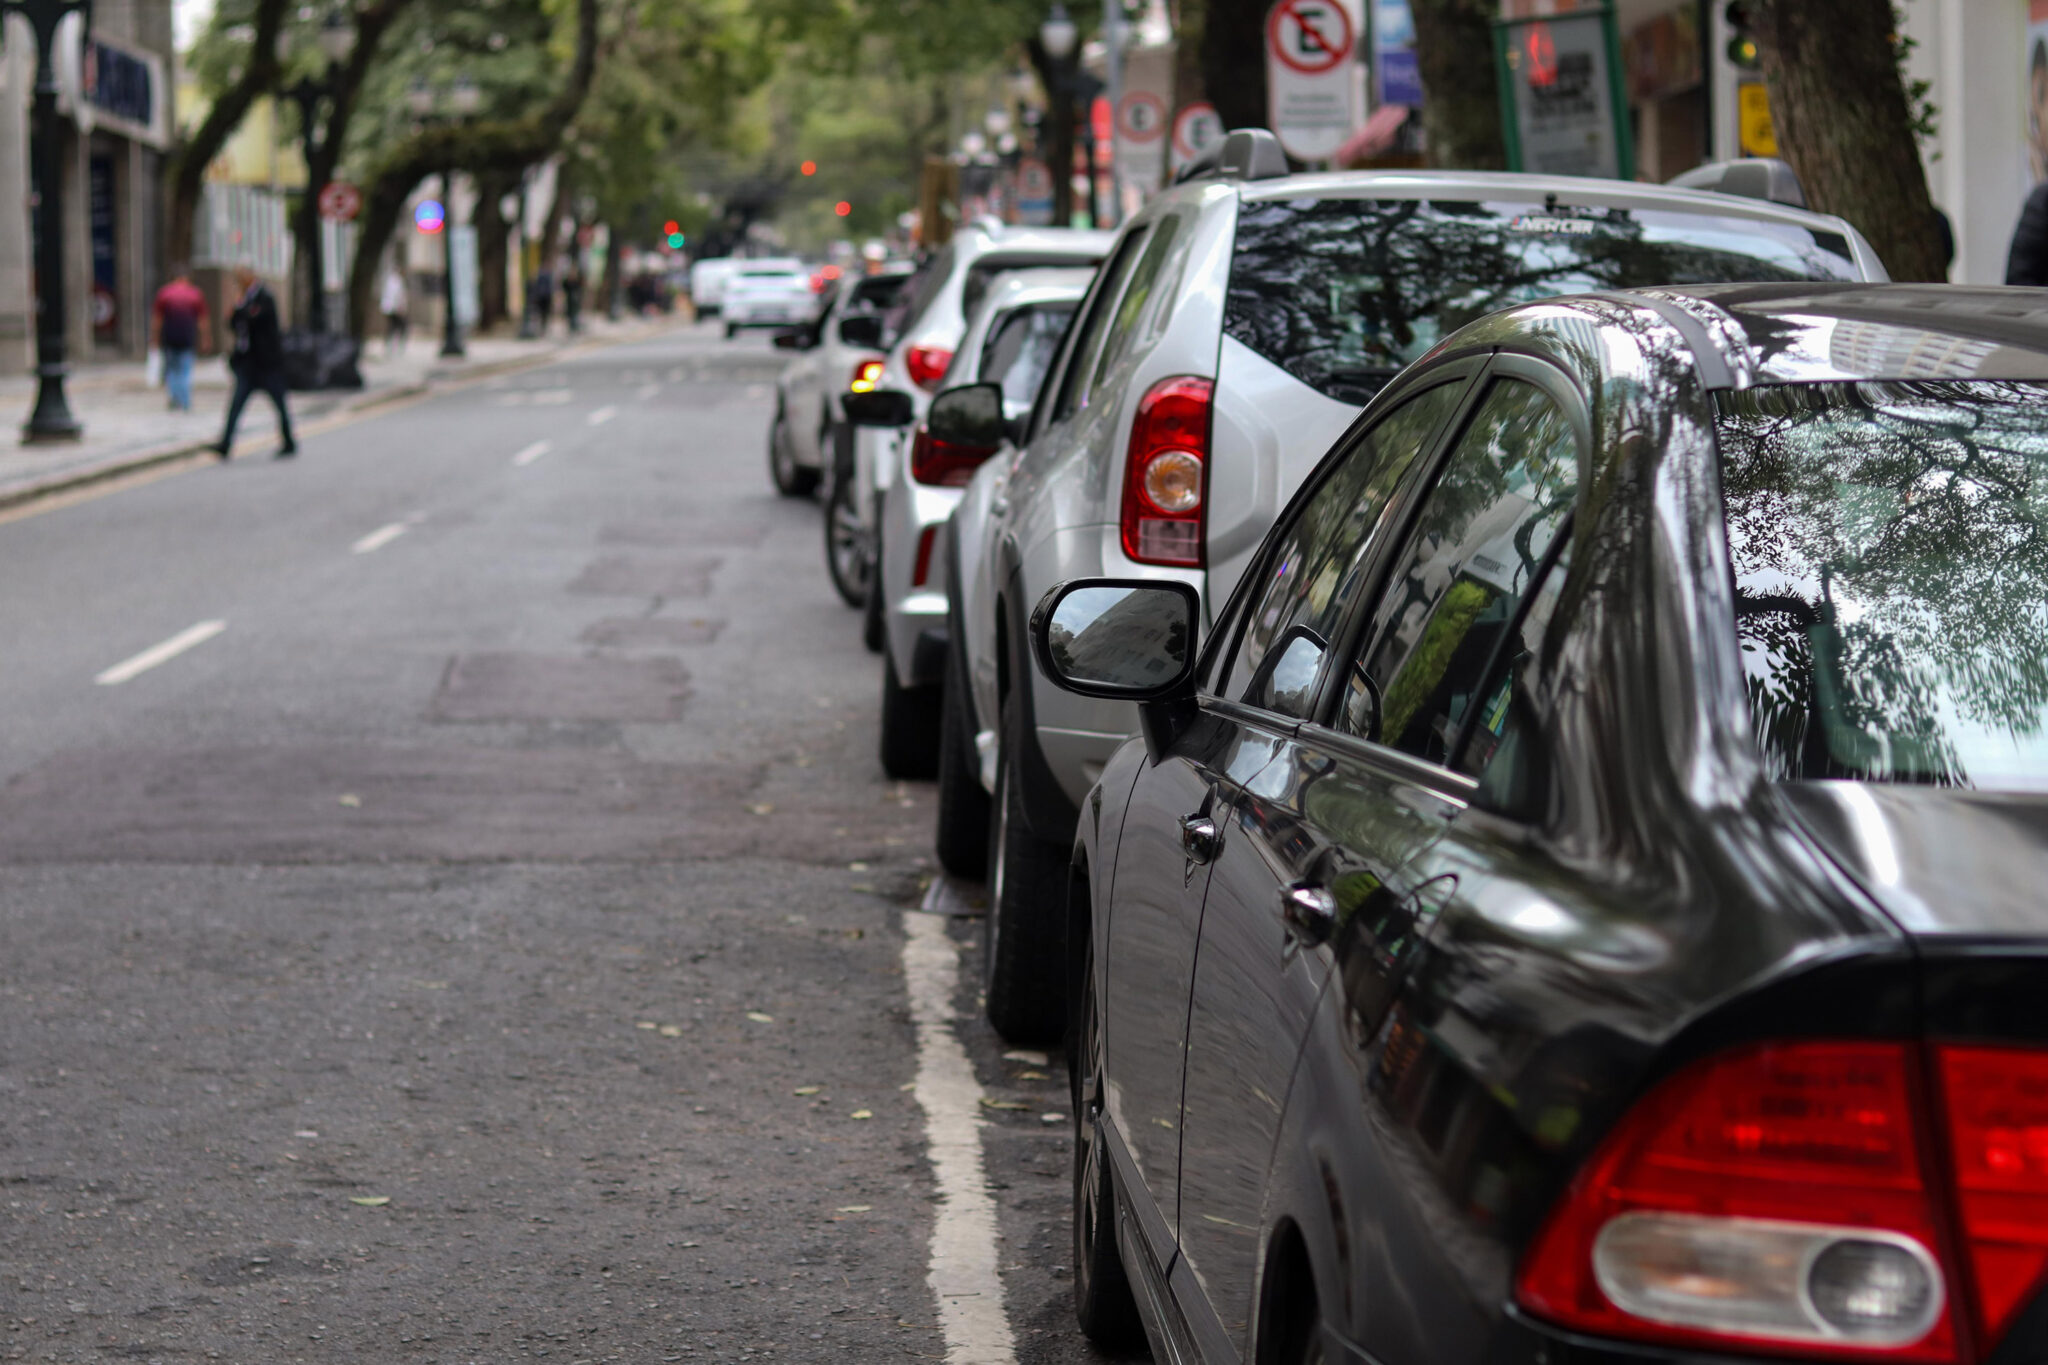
[722,262,814,337]
[688,257,739,317]
[767,267,914,501]
[823,223,1116,641]
[943,130,1889,1041]
[860,269,1091,778]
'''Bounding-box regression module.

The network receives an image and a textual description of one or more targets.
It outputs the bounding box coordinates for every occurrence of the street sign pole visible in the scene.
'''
[7,0,91,443]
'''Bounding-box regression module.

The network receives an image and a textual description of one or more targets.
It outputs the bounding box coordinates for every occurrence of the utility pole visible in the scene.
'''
[6,0,91,443]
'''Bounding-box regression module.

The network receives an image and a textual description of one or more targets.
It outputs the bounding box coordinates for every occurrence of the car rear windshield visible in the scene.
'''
[1225,197,1862,404]
[1717,380,2048,792]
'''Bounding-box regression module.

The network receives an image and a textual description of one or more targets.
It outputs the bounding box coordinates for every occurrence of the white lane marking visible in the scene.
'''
[511,440,551,467]
[635,383,659,401]
[901,911,1019,1364]
[587,405,619,426]
[95,619,227,686]
[531,389,572,405]
[350,522,408,555]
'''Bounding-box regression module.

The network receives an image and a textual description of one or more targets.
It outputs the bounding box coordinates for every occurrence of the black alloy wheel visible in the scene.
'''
[767,399,820,498]
[933,633,991,879]
[1072,937,1144,1347]
[823,466,871,609]
[982,691,1069,1042]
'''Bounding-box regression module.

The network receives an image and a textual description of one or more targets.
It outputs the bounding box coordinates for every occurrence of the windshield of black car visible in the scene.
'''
[1224,197,1862,404]
[1717,380,2048,793]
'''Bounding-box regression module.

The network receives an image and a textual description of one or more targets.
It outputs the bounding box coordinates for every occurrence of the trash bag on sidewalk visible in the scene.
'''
[281,330,365,391]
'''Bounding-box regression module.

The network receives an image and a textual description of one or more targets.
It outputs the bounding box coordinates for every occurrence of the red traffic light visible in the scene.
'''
[800,160,817,177]
[834,200,851,217]
[662,219,679,235]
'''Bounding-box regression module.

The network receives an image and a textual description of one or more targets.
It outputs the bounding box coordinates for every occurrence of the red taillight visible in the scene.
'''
[849,359,885,393]
[905,345,953,392]
[1937,1045,2048,1344]
[911,524,940,588]
[1517,1041,1962,1361]
[1119,376,1212,568]
[909,424,996,487]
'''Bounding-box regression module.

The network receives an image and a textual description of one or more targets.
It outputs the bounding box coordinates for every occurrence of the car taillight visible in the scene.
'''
[909,424,996,487]
[905,345,953,392]
[1517,1041,1963,1361]
[1937,1046,2048,1345]
[1119,376,1212,568]
[849,359,885,393]
[911,524,940,588]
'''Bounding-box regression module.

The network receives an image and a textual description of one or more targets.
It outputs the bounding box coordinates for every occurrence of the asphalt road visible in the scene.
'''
[0,322,1135,1365]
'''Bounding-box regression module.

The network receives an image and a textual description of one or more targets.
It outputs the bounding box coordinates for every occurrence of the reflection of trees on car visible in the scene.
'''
[1719,381,2048,789]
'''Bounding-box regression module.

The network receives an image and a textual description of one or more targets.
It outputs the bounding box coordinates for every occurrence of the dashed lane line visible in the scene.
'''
[635,383,660,401]
[901,910,1020,1364]
[94,619,227,686]
[350,522,408,554]
[511,440,551,467]
[587,405,618,426]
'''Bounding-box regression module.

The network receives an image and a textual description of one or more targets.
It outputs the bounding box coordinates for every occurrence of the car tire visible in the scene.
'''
[768,400,820,498]
[933,638,990,880]
[823,467,870,609]
[861,525,886,654]
[1072,936,1144,1349]
[879,653,941,779]
[983,692,1069,1043]
[724,322,738,339]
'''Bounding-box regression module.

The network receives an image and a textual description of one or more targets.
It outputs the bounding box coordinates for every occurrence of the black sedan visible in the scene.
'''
[1030,284,2048,1365]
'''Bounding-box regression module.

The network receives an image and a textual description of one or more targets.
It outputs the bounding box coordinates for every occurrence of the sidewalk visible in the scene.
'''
[0,312,678,510]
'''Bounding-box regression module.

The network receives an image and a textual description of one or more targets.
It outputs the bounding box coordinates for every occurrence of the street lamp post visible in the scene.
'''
[281,8,354,336]
[409,75,479,358]
[5,0,91,443]
[1038,4,1079,228]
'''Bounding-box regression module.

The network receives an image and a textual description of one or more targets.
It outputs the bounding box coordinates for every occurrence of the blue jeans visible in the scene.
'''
[163,346,195,411]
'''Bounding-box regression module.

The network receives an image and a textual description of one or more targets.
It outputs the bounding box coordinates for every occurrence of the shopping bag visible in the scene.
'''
[144,348,163,388]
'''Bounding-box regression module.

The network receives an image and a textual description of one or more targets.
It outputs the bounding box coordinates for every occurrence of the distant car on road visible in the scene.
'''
[688,257,739,318]
[723,262,815,338]
[767,266,915,499]
[1037,283,2048,1365]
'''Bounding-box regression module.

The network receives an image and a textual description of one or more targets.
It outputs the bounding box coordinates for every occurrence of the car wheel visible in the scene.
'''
[823,471,871,609]
[1072,937,1144,1348]
[861,523,886,654]
[983,691,1069,1043]
[767,400,820,498]
[933,637,990,880]
[878,653,941,779]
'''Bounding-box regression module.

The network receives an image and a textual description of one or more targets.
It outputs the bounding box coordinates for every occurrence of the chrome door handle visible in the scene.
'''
[1180,814,1220,864]
[1278,881,1337,949]
[991,495,1010,515]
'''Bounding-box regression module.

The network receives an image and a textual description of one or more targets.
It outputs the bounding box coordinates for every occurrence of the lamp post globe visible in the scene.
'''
[1039,4,1078,59]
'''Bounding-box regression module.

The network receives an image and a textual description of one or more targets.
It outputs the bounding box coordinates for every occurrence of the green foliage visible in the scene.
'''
[1891,5,1939,148]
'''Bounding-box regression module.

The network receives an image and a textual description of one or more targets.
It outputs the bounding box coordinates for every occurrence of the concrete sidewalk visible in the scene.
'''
[0,313,679,510]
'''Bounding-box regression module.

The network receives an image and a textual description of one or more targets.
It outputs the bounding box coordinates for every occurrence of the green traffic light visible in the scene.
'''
[1726,33,1759,68]
[666,232,685,248]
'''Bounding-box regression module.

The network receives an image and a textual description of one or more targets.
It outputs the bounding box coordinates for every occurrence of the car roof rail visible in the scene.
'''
[1666,157,1807,209]
[1178,128,1290,184]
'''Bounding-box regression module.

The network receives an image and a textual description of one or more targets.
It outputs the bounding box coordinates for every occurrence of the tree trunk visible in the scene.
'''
[475,169,517,332]
[1409,0,1506,169]
[162,0,289,268]
[538,169,571,273]
[599,221,623,318]
[1749,0,1945,281]
[342,0,602,340]
[1199,0,1265,132]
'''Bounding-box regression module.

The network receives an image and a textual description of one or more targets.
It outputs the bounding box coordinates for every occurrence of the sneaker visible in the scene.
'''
[275,445,298,459]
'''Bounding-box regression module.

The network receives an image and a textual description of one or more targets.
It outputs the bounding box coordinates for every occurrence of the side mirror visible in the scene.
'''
[926,382,1005,448]
[842,388,915,427]
[1029,578,1200,702]
[838,314,884,349]
[771,328,810,351]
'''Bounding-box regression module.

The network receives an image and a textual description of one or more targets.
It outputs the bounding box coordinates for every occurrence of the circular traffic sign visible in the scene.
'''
[317,180,361,223]
[414,199,446,234]
[1266,0,1354,76]
[1172,102,1222,160]
[1117,91,1167,143]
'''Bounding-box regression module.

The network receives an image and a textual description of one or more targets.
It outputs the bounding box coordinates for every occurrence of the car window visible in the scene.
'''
[884,248,953,346]
[848,275,909,312]
[1344,378,1580,766]
[1222,383,1466,718]
[980,302,1080,407]
[1050,230,1150,425]
[1079,217,1182,409]
[1454,540,1573,815]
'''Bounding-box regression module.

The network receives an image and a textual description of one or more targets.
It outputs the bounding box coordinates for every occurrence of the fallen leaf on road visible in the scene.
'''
[349,1196,391,1207]
[792,1086,821,1096]
[1017,1070,1049,1081]
[745,1012,774,1024]
[849,1109,872,1120]
[295,1129,318,1138]
[659,1025,682,1037]
[748,803,775,816]
[979,1098,1029,1111]
[849,883,875,893]
[1002,1050,1049,1066]
[636,1021,658,1030]
[1041,1113,1067,1125]
[848,862,869,872]
[898,1082,915,1091]
[835,1205,870,1213]
[338,793,362,808]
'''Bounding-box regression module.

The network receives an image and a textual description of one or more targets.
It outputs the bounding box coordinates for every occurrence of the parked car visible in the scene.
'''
[947,128,1886,1040]
[688,257,739,317]
[824,222,1115,627]
[767,265,915,499]
[722,261,814,337]
[855,269,1091,778]
[1034,282,2048,1365]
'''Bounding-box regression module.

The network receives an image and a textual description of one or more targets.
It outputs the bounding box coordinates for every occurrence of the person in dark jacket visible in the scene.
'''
[213,264,297,460]
[2007,181,2048,286]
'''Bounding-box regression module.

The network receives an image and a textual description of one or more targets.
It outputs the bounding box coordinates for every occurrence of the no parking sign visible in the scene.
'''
[1265,0,1359,161]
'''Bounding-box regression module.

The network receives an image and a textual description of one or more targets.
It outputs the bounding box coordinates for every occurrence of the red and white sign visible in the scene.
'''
[1265,0,1360,160]
[1116,91,1167,143]
[317,181,362,223]
[1171,102,1223,172]
[1115,42,1176,194]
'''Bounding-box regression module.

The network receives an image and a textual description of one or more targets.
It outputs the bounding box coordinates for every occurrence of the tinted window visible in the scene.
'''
[1456,543,1573,815]
[1081,217,1182,406]
[1224,383,1465,717]
[1348,379,1579,764]
[1225,198,1863,404]
[884,248,952,346]
[848,274,909,312]
[1718,381,2048,792]
[1051,231,1150,424]
[981,303,1080,407]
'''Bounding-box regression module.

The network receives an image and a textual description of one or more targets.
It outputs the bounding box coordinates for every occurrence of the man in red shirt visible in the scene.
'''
[152,265,210,412]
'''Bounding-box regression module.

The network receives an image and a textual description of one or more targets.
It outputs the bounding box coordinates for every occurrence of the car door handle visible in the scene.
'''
[1278,881,1338,949]
[990,494,1009,515]
[1180,814,1220,864]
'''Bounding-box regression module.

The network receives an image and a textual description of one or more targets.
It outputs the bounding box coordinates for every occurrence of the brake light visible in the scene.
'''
[1119,377,1212,568]
[849,359,885,393]
[1937,1046,2048,1345]
[1517,1041,1962,1361]
[906,345,953,392]
[909,423,997,487]
[911,524,940,588]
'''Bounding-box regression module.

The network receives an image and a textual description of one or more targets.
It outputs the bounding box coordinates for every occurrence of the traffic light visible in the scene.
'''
[666,232,685,249]
[1725,2,1760,69]
[800,160,817,177]
[834,201,851,217]
[663,219,680,236]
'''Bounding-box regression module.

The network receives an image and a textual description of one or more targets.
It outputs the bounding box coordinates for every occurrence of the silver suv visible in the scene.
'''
[942,129,1887,1040]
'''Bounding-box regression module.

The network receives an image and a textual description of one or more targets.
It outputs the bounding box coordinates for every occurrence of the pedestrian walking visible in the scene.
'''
[531,267,555,335]
[2010,182,2048,286]
[380,266,410,355]
[213,265,297,461]
[562,262,584,334]
[151,264,210,413]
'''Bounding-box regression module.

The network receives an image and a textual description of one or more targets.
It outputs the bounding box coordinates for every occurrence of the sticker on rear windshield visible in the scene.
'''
[1510,215,1598,235]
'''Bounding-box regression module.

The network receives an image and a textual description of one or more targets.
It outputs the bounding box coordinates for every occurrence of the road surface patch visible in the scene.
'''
[430,652,691,722]
[569,555,722,597]
[579,617,725,647]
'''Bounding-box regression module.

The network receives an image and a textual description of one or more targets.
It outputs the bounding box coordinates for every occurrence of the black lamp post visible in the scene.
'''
[6,0,91,443]
[281,8,354,336]
[1038,4,1079,228]
[408,74,479,358]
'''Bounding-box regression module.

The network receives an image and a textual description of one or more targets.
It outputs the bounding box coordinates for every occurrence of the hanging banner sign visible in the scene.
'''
[1171,102,1223,173]
[1265,0,1359,161]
